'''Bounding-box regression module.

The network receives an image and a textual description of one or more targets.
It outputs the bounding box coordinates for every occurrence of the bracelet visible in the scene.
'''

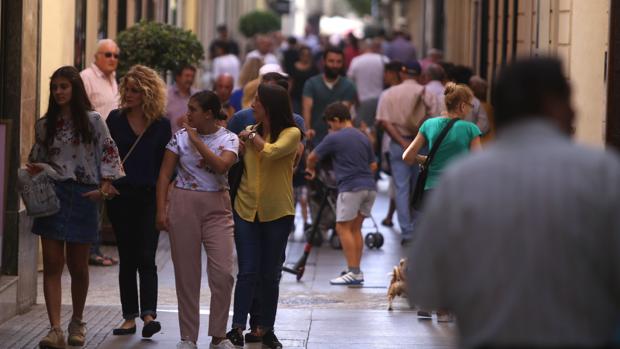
[99,188,110,200]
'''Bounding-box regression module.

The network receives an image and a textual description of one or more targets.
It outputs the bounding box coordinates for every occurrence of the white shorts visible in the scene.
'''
[336,190,377,222]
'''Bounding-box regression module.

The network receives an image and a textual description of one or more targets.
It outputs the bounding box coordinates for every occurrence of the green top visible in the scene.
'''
[419,117,481,190]
[302,74,357,145]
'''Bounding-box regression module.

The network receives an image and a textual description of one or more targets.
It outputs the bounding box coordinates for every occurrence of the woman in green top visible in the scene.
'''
[403,82,482,190]
[402,81,481,322]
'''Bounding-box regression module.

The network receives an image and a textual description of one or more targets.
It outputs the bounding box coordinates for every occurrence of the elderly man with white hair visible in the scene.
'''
[80,39,120,121]
[80,38,122,268]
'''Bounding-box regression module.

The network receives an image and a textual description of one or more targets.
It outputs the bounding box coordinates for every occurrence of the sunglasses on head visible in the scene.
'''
[101,52,119,59]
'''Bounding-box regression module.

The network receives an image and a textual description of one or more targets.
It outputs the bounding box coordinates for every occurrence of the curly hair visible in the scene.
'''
[119,65,167,125]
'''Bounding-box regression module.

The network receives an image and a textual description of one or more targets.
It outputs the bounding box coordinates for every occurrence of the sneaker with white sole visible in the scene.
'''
[177,340,197,349]
[209,339,236,349]
[330,271,364,285]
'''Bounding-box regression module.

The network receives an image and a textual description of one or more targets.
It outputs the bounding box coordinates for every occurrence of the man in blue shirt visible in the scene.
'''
[307,102,377,285]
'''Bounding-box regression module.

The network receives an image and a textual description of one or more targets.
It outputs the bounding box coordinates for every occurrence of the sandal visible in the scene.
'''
[381,218,394,227]
[102,254,119,265]
[88,254,117,266]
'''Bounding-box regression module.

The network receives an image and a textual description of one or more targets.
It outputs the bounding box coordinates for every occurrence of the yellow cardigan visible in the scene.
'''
[234,126,301,222]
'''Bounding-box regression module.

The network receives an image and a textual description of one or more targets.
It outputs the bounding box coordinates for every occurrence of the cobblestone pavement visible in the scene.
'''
[0,178,457,348]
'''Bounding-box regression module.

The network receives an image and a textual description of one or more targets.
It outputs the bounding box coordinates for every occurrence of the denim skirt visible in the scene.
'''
[32,180,99,244]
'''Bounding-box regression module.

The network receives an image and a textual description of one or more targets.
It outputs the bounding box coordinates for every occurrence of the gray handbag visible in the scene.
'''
[17,163,62,218]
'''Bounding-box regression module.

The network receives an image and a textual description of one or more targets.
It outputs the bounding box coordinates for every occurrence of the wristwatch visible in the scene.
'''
[248,132,257,141]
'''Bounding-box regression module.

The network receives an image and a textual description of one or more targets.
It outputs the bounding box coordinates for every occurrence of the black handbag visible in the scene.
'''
[410,118,458,210]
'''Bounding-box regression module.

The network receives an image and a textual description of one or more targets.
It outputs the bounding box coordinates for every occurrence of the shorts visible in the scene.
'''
[32,180,99,244]
[336,190,377,222]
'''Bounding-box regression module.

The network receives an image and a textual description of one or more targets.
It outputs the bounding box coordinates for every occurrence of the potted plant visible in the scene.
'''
[116,20,204,77]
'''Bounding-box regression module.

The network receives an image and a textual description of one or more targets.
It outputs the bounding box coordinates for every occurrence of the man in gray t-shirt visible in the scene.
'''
[307,103,377,286]
[408,58,620,347]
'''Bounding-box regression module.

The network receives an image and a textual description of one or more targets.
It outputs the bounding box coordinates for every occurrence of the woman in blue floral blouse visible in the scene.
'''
[27,66,125,348]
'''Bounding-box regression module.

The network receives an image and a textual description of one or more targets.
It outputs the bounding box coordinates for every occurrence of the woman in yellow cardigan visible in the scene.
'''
[226,83,302,349]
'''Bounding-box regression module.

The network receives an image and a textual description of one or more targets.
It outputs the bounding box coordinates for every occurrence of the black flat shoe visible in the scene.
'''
[112,326,136,335]
[142,321,161,338]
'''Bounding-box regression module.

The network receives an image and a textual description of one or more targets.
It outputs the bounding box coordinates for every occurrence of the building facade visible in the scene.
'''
[0,0,263,325]
[383,0,618,149]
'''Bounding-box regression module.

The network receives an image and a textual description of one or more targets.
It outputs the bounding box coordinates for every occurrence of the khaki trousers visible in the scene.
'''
[168,188,235,341]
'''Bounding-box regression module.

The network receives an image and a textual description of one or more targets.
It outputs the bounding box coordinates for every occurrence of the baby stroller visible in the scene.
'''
[283,162,384,282]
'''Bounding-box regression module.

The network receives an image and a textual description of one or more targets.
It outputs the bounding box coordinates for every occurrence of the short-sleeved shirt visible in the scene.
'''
[302,75,357,145]
[313,127,376,193]
[419,117,481,190]
[106,109,172,187]
[166,127,239,192]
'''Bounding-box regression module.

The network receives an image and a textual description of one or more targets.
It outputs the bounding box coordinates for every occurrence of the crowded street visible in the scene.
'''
[1,1,620,349]
[0,177,456,348]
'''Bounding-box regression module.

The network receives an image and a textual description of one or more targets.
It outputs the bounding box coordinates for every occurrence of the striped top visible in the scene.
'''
[407,119,620,348]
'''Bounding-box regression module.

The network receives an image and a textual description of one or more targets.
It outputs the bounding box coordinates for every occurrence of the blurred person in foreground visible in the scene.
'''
[407,57,620,348]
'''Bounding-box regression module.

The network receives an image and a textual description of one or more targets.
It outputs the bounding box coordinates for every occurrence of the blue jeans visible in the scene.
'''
[232,212,293,330]
[389,140,426,240]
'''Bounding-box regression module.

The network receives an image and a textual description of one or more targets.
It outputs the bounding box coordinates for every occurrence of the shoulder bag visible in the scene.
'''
[410,118,458,210]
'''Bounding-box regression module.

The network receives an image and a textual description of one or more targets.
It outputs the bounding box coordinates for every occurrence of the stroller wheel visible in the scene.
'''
[329,233,342,249]
[373,232,384,248]
[365,233,377,249]
[305,226,323,247]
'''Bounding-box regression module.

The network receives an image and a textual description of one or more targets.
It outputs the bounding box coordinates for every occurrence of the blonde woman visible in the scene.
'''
[229,57,263,111]
[402,82,481,322]
[105,65,171,337]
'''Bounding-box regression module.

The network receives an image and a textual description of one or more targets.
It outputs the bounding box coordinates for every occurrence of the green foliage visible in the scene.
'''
[238,10,281,38]
[116,21,204,77]
[346,0,372,16]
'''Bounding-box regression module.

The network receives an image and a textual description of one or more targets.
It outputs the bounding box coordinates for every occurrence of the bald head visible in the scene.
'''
[214,74,234,102]
[94,39,119,76]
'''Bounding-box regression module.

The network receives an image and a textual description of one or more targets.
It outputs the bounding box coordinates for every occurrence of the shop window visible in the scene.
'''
[98,0,109,40]
[74,0,87,70]
[118,0,127,32]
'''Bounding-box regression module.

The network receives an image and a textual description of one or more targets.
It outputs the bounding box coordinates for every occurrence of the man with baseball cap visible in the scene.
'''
[376,60,440,245]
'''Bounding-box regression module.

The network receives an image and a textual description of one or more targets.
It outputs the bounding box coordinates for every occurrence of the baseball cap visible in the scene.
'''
[259,63,288,77]
[385,61,404,72]
[402,60,422,75]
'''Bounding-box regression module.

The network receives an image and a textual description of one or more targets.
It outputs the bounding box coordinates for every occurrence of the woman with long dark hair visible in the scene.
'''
[27,66,124,348]
[156,90,239,349]
[226,84,302,349]
[106,65,171,338]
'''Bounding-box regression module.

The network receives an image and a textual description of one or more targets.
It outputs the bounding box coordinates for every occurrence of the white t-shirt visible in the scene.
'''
[245,50,279,65]
[213,54,241,89]
[166,127,239,192]
[347,52,389,102]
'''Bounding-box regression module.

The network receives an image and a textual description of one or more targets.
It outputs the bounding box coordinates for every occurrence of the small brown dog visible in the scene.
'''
[387,258,407,310]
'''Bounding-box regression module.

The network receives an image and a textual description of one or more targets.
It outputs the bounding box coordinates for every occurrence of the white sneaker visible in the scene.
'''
[177,340,198,349]
[330,271,364,285]
[209,339,236,349]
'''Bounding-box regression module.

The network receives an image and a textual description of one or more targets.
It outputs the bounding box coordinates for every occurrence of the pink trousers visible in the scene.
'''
[168,188,234,341]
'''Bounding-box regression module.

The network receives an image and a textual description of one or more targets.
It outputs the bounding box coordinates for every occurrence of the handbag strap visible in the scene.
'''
[423,118,458,168]
[122,131,145,166]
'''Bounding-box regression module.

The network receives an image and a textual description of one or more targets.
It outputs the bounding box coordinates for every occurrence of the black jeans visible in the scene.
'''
[232,212,293,330]
[106,185,160,320]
